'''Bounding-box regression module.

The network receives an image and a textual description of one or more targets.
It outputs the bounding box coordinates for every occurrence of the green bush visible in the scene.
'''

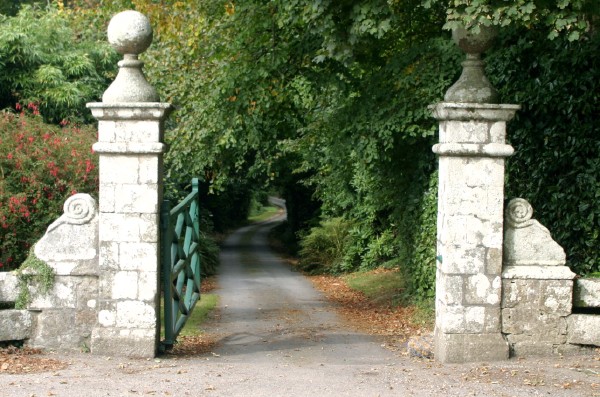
[396,170,438,300]
[488,28,599,276]
[298,217,353,274]
[0,108,98,270]
[0,4,117,123]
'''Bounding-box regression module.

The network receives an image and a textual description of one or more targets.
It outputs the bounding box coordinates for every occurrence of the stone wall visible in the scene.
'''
[0,194,99,350]
[0,272,31,342]
[501,198,599,356]
[28,194,100,350]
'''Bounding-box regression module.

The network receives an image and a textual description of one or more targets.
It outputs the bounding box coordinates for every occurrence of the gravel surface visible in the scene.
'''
[1,214,598,396]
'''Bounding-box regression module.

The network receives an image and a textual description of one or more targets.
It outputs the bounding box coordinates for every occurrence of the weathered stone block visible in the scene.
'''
[574,278,600,308]
[29,276,77,309]
[503,308,568,340]
[114,183,159,213]
[508,339,558,357]
[483,306,502,333]
[113,120,162,143]
[98,308,116,327]
[35,194,99,275]
[464,274,501,305]
[464,159,505,189]
[503,198,566,266]
[568,314,600,346]
[434,329,509,363]
[485,248,502,274]
[97,120,117,142]
[502,265,575,280]
[0,310,31,341]
[91,326,157,358]
[438,245,486,274]
[99,242,119,270]
[436,273,463,305]
[437,304,486,333]
[99,213,158,242]
[501,278,573,315]
[0,272,18,303]
[112,271,138,299]
[139,156,161,183]
[99,155,140,184]
[441,120,490,143]
[119,242,158,271]
[115,301,156,328]
[98,183,116,213]
[140,213,160,242]
[138,271,158,301]
[27,309,94,351]
[489,121,507,142]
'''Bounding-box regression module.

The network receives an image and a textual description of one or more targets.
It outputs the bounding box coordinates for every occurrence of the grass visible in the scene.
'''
[248,205,280,223]
[161,293,218,338]
[343,269,406,305]
[343,268,435,329]
[179,293,218,336]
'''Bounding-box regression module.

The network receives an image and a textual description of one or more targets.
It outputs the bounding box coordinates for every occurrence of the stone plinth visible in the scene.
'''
[432,102,519,363]
[502,267,575,356]
[87,103,170,358]
[27,194,99,351]
[574,278,600,308]
[501,198,577,356]
[568,315,600,346]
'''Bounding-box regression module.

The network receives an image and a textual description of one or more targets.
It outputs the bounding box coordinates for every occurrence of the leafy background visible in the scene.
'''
[0,1,597,302]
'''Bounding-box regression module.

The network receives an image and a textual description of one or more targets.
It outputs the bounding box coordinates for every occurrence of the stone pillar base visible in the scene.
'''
[91,327,156,358]
[435,329,509,363]
[502,265,575,357]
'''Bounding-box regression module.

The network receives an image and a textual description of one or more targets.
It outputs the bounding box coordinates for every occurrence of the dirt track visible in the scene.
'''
[1,214,599,396]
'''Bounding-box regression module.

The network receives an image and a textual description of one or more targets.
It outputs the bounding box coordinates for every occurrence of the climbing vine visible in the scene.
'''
[15,247,55,309]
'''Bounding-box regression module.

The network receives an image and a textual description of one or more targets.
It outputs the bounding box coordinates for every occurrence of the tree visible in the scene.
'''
[0,4,118,123]
[425,0,598,41]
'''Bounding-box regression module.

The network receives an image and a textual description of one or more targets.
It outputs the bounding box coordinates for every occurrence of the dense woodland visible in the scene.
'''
[1,1,598,303]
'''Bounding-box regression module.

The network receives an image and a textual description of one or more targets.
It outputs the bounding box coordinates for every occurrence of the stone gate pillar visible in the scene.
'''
[431,27,519,363]
[87,11,171,357]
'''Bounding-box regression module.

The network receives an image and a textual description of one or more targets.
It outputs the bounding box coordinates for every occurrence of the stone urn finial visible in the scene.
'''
[444,25,499,104]
[102,10,159,103]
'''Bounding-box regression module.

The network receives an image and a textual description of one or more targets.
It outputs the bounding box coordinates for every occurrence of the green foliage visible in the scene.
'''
[15,246,55,309]
[487,28,600,275]
[0,108,98,270]
[248,206,280,224]
[396,170,438,300]
[57,1,598,299]
[425,0,598,41]
[344,270,405,305]
[298,217,353,274]
[199,225,219,277]
[0,1,39,16]
[0,4,118,123]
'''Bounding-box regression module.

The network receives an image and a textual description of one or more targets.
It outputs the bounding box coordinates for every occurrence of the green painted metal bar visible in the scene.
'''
[160,178,202,350]
[160,200,176,347]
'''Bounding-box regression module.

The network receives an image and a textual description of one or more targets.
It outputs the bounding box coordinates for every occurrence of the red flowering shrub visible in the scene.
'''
[0,105,98,271]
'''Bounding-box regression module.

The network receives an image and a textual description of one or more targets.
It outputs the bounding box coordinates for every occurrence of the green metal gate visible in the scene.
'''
[160,178,202,349]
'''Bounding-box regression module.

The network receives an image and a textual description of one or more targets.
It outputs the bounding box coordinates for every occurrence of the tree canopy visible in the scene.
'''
[2,1,597,292]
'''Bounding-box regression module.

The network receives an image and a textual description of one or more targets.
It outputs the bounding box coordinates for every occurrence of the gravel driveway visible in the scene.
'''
[1,213,598,396]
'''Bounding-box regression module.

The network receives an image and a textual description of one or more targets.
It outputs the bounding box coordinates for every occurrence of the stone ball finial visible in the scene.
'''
[102,10,159,103]
[107,10,153,55]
